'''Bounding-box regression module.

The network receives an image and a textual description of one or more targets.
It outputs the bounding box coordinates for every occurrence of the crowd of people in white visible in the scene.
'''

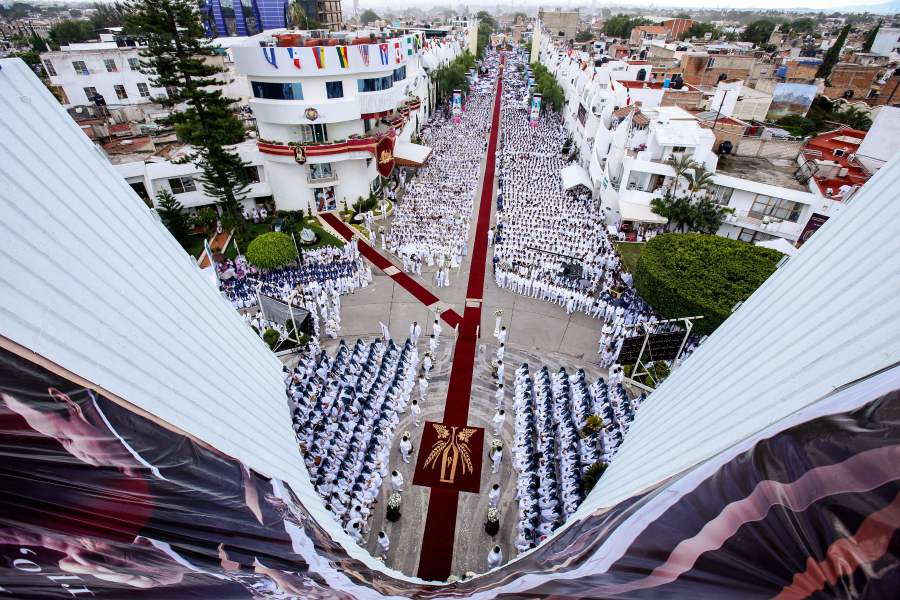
[492,53,692,367]
[511,363,644,551]
[219,244,372,341]
[383,53,502,287]
[286,336,419,553]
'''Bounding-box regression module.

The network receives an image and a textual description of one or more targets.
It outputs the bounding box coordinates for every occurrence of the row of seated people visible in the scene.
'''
[220,245,370,310]
[511,364,645,553]
[285,337,418,541]
[588,377,646,458]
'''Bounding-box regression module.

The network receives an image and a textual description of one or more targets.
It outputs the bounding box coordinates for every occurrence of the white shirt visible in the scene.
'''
[487,549,503,569]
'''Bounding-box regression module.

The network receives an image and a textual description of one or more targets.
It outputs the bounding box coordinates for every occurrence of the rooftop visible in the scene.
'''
[716,155,807,191]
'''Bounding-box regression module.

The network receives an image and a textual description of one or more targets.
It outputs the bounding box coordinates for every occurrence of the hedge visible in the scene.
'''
[633,233,782,336]
[245,232,297,268]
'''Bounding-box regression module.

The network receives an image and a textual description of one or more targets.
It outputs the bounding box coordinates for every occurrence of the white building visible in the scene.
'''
[537,33,834,245]
[40,31,167,109]
[230,28,467,213]
[870,26,900,58]
[114,141,272,213]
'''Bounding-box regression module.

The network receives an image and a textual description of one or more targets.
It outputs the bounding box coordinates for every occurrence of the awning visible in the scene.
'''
[394,142,432,167]
[619,199,668,224]
[561,164,593,191]
[755,237,798,256]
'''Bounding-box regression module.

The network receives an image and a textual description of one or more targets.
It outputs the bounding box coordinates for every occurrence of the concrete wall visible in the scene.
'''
[735,136,803,160]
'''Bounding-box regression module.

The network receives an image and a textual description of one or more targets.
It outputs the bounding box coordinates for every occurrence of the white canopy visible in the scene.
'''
[619,199,668,224]
[755,237,798,256]
[394,141,433,166]
[561,164,593,191]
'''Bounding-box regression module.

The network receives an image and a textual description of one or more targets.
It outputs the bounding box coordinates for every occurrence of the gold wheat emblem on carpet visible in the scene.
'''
[423,423,476,484]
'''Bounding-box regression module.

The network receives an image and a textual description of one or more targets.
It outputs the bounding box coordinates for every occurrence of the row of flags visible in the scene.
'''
[262,33,430,70]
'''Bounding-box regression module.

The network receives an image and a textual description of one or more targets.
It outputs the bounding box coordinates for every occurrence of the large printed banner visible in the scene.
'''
[0,344,898,598]
[451,89,462,124]
[529,93,542,127]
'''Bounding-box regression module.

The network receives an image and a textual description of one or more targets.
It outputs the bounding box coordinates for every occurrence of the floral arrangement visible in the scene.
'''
[494,309,504,317]
[486,507,500,523]
[401,430,411,440]
[490,438,503,453]
[387,492,402,510]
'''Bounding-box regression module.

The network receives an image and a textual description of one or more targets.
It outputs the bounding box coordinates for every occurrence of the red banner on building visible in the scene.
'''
[375,133,396,178]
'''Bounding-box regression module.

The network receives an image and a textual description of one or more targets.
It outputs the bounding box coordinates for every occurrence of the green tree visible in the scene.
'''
[817,24,850,80]
[575,29,594,43]
[91,1,126,29]
[862,20,881,52]
[740,19,776,46]
[785,18,816,35]
[49,19,96,44]
[359,8,379,25]
[286,1,321,29]
[475,10,496,29]
[246,232,298,268]
[603,14,651,38]
[125,0,249,223]
[633,233,782,335]
[684,22,718,40]
[155,189,191,241]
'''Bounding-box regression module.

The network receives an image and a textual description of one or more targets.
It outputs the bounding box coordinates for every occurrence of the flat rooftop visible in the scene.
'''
[716,155,806,191]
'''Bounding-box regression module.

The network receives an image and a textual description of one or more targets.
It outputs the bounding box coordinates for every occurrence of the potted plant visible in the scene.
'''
[485,507,500,536]
[386,492,402,522]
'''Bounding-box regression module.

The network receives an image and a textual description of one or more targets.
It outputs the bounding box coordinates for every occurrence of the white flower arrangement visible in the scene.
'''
[494,309,504,317]
[387,492,402,510]
[402,430,411,440]
[490,438,503,453]
[486,507,500,523]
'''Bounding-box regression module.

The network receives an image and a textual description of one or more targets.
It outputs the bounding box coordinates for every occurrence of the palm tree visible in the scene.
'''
[286,1,318,29]
[665,154,696,195]
[684,164,716,199]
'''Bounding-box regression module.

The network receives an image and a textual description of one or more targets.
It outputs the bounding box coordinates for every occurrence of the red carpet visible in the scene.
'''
[317,212,463,327]
[416,54,505,582]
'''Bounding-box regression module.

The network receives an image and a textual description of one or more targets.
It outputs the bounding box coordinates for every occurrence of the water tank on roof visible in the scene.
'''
[776,65,787,78]
[718,140,733,155]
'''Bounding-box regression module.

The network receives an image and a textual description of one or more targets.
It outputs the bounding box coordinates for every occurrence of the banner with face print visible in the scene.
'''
[451,89,462,124]
[529,93,541,127]
[0,345,898,599]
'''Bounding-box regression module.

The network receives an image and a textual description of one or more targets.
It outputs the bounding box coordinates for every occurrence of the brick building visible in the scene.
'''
[681,53,757,87]
[823,63,882,102]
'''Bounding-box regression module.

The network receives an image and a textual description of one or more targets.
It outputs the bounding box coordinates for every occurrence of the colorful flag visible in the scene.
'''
[287,47,301,70]
[336,45,349,68]
[262,47,277,68]
[394,41,401,64]
[312,46,325,69]
[379,43,389,65]
[358,44,370,66]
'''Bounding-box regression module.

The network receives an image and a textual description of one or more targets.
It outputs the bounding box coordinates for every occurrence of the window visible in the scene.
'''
[297,123,328,143]
[325,81,344,99]
[104,59,118,72]
[671,145,687,153]
[43,60,57,76]
[309,163,333,180]
[83,86,98,101]
[357,75,393,92]
[833,148,846,157]
[243,165,260,184]
[168,176,196,194]
[72,60,88,75]
[737,228,776,243]
[137,83,151,98]
[363,118,372,133]
[250,81,303,100]
[392,66,407,82]
[128,57,140,70]
[710,184,734,206]
[114,84,128,100]
[748,195,802,223]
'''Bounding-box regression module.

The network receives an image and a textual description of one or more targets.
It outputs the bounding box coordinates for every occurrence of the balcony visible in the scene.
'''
[724,210,803,240]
